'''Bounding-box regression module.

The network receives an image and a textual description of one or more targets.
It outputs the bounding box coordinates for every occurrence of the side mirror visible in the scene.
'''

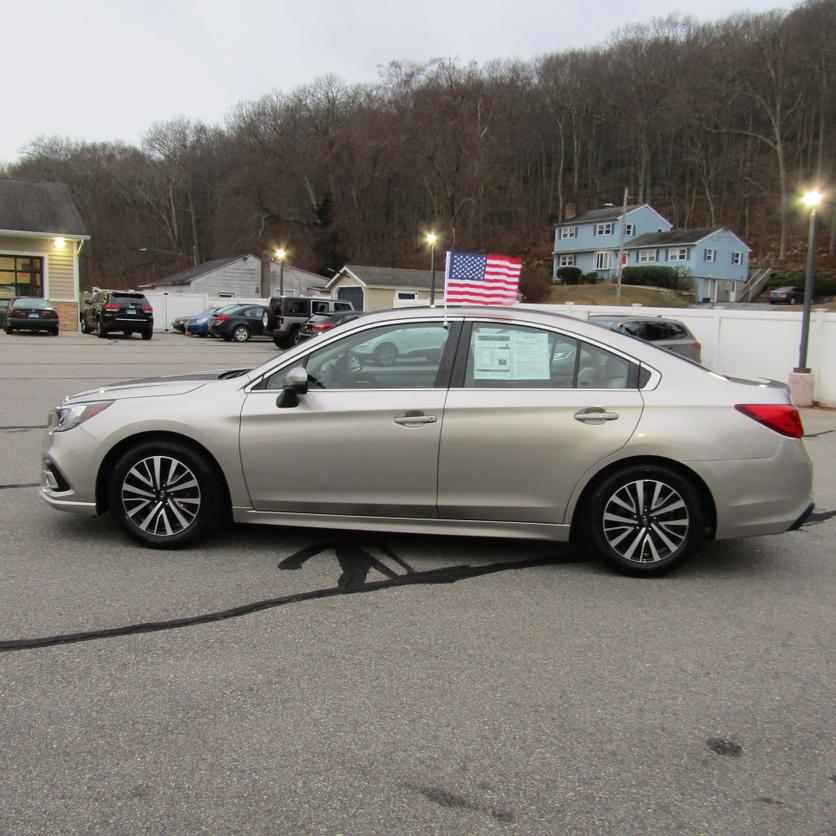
[276,366,309,408]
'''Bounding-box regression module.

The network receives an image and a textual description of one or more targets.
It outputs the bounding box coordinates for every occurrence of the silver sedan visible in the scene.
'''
[39,306,814,576]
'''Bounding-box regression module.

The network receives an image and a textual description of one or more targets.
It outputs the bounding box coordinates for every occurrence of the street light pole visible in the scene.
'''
[426,233,439,306]
[274,248,287,297]
[795,191,821,373]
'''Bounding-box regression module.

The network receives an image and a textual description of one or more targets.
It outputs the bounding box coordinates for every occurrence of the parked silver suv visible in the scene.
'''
[588,315,702,362]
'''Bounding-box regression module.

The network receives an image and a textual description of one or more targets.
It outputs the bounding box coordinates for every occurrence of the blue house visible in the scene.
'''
[553,204,751,302]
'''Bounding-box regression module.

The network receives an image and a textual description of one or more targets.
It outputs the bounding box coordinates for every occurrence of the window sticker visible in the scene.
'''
[472,328,551,380]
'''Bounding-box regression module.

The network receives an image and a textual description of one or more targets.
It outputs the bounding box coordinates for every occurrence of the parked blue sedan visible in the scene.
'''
[185,306,229,337]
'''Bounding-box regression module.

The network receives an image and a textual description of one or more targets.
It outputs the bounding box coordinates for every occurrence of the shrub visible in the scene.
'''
[518,264,552,303]
[556,266,582,285]
[580,272,599,284]
[621,265,680,289]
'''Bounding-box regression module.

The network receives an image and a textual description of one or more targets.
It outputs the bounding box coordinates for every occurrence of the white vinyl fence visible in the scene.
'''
[528,304,836,407]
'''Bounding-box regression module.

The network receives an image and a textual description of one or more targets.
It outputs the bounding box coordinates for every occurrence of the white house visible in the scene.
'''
[140,255,328,298]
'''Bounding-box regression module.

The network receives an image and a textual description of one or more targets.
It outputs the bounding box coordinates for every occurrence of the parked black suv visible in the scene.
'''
[263,296,354,348]
[80,290,154,339]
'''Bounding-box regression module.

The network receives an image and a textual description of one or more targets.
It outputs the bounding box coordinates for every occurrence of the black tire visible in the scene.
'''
[107,439,222,549]
[5,324,13,334]
[80,317,89,334]
[286,325,300,345]
[96,317,108,338]
[273,334,289,349]
[374,342,398,366]
[583,464,705,577]
[142,328,153,341]
[50,327,59,336]
[232,324,250,342]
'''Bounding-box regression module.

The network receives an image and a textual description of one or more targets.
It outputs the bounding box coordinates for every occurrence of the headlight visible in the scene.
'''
[49,401,113,432]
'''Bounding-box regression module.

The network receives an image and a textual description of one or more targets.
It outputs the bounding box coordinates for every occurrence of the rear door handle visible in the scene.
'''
[394,412,438,427]
[574,407,620,424]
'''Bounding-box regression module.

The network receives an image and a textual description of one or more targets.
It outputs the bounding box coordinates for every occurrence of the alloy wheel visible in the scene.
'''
[233,326,250,342]
[121,455,201,537]
[602,479,689,563]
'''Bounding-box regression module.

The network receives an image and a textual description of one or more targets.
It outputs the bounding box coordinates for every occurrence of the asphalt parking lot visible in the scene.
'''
[0,331,834,834]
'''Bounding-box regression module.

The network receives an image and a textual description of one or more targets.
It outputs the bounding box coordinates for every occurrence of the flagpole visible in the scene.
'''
[443,251,451,327]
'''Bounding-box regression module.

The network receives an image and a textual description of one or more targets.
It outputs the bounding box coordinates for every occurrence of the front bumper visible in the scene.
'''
[39,425,105,517]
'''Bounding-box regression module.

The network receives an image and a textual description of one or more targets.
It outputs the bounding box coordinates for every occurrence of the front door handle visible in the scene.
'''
[574,407,620,424]
[393,412,438,427]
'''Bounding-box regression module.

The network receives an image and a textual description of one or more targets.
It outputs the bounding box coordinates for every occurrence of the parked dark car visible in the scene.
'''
[297,310,363,343]
[208,304,267,342]
[80,290,154,339]
[3,297,60,335]
[264,296,355,347]
[768,286,805,305]
[588,315,702,363]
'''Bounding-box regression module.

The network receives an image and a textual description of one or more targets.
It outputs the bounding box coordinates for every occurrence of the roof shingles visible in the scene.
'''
[0,179,89,237]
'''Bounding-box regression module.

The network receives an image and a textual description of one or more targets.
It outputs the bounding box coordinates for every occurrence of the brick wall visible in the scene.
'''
[53,301,78,332]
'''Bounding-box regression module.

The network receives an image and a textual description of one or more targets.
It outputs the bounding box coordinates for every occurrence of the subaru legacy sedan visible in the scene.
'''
[39,307,813,576]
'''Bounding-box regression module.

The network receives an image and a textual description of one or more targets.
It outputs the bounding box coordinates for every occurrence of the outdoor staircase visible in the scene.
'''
[738,267,772,302]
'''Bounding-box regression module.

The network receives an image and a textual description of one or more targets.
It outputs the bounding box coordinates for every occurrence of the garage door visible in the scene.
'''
[337,286,364,311]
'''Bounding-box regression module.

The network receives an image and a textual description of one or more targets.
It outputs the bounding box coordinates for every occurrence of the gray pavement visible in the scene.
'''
[0,331,834,834]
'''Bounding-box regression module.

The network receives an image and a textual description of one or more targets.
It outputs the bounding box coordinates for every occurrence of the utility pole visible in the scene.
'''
[615,186,628,307]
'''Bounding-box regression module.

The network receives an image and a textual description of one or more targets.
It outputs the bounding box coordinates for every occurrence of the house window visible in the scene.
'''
[595,251,613,271]
[0,255,43,298]
[668,247,688,262]
[396,291,417,300]
[704,248,716,263]
[559,226,577,239]
[731,252,743,265]
[638,249,657,263]
[625,223,635,236]
[594,222,614,236]
[558,254,576,267]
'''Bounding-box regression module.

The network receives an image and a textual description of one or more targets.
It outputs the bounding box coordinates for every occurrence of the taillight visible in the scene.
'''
[10,310,26,318]
[143,306,153,314]
[104,304,120,311]
[735,404,804,438]
[694,341,702,351]
[312,323,333,332]
[44,309,58,318]
[214,316,229,324]
[278,316,285,326]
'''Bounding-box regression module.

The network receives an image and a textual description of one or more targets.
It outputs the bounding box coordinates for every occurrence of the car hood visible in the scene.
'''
[64,369,253,403]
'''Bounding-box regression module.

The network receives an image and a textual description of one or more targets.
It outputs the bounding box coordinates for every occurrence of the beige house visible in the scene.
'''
[0,179,89,331]
[327,264,436,311]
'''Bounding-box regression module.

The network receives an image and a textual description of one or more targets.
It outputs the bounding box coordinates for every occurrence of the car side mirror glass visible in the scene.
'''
[276,366,309,408]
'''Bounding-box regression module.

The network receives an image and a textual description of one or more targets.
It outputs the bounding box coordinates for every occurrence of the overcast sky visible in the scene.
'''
[2,0,789,165]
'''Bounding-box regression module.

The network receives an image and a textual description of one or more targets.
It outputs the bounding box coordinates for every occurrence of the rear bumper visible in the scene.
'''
[7,316,58,329]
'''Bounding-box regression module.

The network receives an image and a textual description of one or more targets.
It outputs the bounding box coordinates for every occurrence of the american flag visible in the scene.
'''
[444,251,522,305]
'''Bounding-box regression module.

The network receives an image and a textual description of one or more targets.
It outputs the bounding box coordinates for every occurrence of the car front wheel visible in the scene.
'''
[108,440,222,548]
[232,325,250,342]
[583,464,705,576]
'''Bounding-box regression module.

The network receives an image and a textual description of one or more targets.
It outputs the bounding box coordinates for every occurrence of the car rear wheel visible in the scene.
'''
[142,328,153,341]
[108,440,222,548]
[232,325,250,342]
[96,317,108,338]
[584,464,704,576]
[80,318,89,334]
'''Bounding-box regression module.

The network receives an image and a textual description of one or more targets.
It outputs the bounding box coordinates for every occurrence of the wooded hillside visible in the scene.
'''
[4,0,834,288]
